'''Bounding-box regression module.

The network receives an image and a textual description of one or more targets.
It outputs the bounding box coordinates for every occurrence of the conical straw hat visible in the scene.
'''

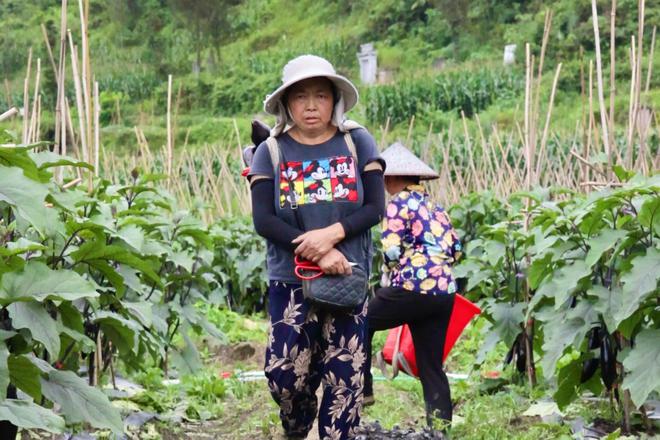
[381,142,439,180]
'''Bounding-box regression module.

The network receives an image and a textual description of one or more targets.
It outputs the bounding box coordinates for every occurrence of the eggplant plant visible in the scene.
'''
[0,140,261,435]
[454,174,659,428]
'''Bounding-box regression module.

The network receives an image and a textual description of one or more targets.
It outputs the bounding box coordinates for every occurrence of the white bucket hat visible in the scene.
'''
[381,142,440,180]
[264,55,359,136]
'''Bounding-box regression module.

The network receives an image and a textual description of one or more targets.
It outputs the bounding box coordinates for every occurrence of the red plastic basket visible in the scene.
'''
[381,294,481,377]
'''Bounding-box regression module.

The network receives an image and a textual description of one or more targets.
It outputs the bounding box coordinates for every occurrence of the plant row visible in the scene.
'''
[0,140,266,435]
[450,174,659,416]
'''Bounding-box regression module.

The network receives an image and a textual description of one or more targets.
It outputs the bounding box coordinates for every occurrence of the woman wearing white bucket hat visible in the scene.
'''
[363,142,462,432]
[248,55,385,439]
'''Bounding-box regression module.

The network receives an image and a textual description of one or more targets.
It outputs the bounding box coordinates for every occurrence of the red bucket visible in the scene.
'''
[382,294,481,377]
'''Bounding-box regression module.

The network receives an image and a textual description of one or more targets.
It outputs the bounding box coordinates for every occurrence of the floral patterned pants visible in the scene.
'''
[265,281,367,440]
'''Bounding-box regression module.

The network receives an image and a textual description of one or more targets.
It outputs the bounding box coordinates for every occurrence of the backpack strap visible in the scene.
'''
[344,132,357,159]
[265,136,279,175]
[342,119,364,163]
[267,121,363,173]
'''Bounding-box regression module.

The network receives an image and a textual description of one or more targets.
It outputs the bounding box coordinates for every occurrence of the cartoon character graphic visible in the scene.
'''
[310,166,328,180]
[333,183,350,199]
[279,156,359,206]
[306,182,331,203]
[283,166,299,181]
[279,161,304,208]
[330,156,358,202]
[302,159,331,204]
[334,160,355,178]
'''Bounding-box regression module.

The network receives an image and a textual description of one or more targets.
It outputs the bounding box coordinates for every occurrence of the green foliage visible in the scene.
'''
[210,217,268,313]
[364,68,523,125]
[455,175,660,412]
[0,137,269,431]
[203,307,268,344]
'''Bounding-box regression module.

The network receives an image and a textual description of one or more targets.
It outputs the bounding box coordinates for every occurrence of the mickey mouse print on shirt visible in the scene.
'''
[279,155,358,208]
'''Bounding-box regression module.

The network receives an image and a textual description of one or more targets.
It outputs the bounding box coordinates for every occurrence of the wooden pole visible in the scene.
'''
[94,81,100,176]
[78,0,93,171]
[57,0,68,163]
[645,26,656,93]
[626,37,637,167]
[0,108,18,122]
[68,34,88,163]
[609,0,617,166]
[536,64,562,180]
[166,74,173,179]
[591,0,611,179]
[3,79,13,107]
[27,59,41,144]
[22,48,32,145]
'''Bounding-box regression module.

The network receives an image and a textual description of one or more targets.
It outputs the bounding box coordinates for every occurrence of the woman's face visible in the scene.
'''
[384,176,416,195]
[286,77,335,134]
[384,176,400,195]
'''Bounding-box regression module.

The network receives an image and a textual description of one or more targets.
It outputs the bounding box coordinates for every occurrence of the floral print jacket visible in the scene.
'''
[381,185,462,295]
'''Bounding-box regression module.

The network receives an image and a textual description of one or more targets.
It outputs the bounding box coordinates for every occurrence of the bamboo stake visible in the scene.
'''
[474,115,496,185]
[626,37,637,167]
[460,111,481,190]
[94,330,101,387]
[166,74,173,179]
[0,108,18,122]
[609,0,617,165]
[579,46,588,160]
[94,81,100,175]
[586,60,595,183]
[27,59,41,144]
[628,0,647,177]
[68,35,88,163]
[492,126,508,176]
[202,154,224,218]
[57,0,68,162]
[22,48,32,144]
[634,0,645,114]
[232,117,242,157]
[536,63,562,179]
[591,0,611,179]
[65,98,80,161]
[78,0,92,169]
[135,127,149,173]
[186,155,203,201]
[41,24,58,79]
[62,177,82,189]
[571,149,609,179]
[34,95,42,144]
[3,79,13,107]
[524,43,532,191]
[531,10,553,157]
[406,115,415,147]
[645,26,656,93]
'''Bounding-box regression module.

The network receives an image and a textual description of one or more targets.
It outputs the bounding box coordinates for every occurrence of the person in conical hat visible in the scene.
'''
[363,142,462,432]
[247,54,386,439]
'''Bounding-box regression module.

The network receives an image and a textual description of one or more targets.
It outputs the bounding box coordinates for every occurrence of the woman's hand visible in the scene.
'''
[316,248,353,276]
[292,223,345,262]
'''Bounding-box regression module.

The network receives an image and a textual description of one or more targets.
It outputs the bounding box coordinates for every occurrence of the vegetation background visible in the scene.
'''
[0,1,658,439]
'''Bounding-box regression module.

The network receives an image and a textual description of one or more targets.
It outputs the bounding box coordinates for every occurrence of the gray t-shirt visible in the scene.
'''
[249,128,382,283]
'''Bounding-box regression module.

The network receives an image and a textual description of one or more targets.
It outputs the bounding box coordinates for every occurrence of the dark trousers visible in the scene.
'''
[364,287,455,425]
[265,281,367,439]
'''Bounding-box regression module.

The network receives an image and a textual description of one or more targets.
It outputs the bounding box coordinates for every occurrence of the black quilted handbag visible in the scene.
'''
[301,266,368,312]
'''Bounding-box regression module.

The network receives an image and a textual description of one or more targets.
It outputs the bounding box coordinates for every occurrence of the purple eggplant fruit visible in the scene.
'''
[580,327,601,383]
[599,331,617,391]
